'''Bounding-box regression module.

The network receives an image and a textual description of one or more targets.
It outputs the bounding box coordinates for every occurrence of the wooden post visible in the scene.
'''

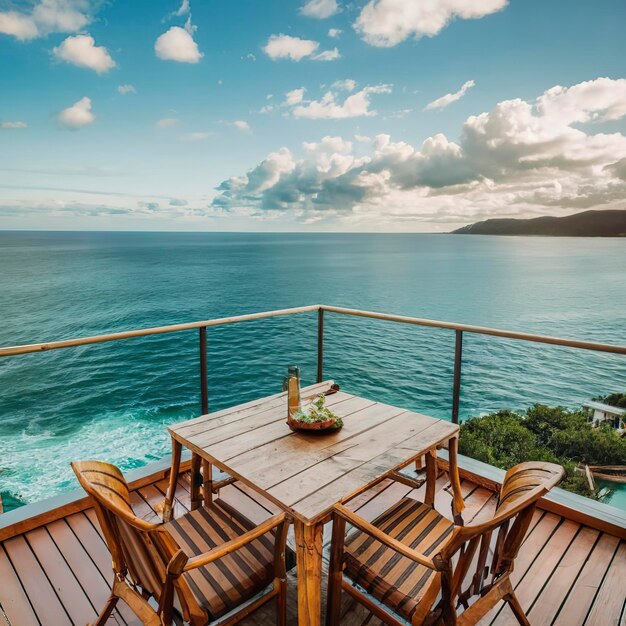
[451,330,463,424]
[199,327,208,415]
[317,308,324,384]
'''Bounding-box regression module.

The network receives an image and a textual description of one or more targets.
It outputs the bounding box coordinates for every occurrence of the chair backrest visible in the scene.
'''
[72,460,169,596]
[436,461,564,618]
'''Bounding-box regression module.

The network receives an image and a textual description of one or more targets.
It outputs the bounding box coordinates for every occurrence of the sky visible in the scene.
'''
[0,0,625,232]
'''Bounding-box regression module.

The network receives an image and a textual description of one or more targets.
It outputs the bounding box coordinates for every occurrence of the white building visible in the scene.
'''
[583,401,625,434]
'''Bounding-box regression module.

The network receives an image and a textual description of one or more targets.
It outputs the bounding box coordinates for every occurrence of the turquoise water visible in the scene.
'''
[1,231,625,510]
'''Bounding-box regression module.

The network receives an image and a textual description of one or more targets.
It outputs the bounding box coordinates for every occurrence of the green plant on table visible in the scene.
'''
[292,394,343,428]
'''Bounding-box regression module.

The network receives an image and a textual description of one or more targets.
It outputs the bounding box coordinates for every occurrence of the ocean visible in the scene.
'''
[1,231,625,510]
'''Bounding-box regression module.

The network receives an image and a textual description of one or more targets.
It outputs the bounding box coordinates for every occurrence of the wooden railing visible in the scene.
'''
[1,304,625,423]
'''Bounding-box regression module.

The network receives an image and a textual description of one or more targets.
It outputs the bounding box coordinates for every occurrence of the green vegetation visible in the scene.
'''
[459,404,626,500]
[596,392,626,409]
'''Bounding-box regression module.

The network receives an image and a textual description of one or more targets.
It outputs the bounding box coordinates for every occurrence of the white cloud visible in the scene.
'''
[284,88,306,106]
[291,84,392,119]
[169,198,188,206]
[117,84,136,95]
[301,0,339,19]
[212,77,626,229]
[263,34,340,62]
[0,11,39,39]
[424,79,475,110]
[57,96,95,130]
[0,0,94,41]
[174,0,190,17]
[178,131,213,142]
[355,0,508,47]
[312,47,341,61]
[332,79,356,92]
[263,34,319,61]
[53,35,116,73]
[155,19,202,63]
[138,201,159,211]
[156,117,180,128]
[328,28,342,38]
[536,77,626,124]
[1,121,27,129]
[388,108,413,119]
[219,120,252,131]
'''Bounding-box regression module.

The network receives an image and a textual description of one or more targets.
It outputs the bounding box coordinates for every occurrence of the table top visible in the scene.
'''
[169,381,459,524]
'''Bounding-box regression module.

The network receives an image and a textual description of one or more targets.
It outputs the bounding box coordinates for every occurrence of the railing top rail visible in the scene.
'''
[320,306,626,355]
[0,303,624,357]
[0,305,321,357]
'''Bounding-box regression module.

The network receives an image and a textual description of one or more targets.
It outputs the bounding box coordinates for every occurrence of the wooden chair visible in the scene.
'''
[326,461,564,626]
[72,460,291,626]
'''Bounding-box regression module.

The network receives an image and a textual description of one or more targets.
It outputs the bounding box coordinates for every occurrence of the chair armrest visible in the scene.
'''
[182,512,289,572]
[334,504,436,570]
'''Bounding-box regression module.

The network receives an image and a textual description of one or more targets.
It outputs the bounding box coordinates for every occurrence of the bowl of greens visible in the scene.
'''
[287,393,343,432]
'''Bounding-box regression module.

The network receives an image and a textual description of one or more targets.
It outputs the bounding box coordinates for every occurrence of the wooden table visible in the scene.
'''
[165,381,464,626]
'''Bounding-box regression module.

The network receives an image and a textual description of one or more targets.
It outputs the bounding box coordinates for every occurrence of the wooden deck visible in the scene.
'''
[0,467,624,626]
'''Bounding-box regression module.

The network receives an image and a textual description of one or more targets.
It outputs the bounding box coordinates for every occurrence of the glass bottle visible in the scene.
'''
[287,365,301,418]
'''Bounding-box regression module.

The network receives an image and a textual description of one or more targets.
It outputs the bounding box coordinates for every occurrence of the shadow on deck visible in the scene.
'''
[0,464,624,626]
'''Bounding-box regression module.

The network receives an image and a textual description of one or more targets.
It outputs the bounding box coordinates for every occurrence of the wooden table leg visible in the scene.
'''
[448,435,465,524]
[163,437,182,522]
[294,518,324,626]
[202,459,213,506]
[425,449,437,506]
[190,453,202,510]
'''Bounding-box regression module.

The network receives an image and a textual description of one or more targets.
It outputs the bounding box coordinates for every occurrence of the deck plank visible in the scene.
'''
[46,519,126,626]
[490,519,581,626]
[478,511,560,625]
[218,484,281,525]
[584,540,626,626]
[553,532,621,626]
[66,511,139,626]
[0,545,39,626]
[525,525,599,626]
[3,534,72,626]
[25,526,97,626]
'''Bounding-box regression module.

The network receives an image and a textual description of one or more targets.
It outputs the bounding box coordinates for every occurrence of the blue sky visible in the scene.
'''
[1,0,625,231]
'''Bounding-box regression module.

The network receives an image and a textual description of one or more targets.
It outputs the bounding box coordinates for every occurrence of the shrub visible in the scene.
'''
[458,403,625,500]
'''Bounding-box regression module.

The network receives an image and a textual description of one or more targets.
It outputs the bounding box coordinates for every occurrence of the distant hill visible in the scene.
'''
[452,209,626,237]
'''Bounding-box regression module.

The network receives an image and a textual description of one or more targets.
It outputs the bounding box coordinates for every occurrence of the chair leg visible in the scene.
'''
[504,591,530,626]
[113,578,162,626]
[276,578,288,626]
[91,593,119,626]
